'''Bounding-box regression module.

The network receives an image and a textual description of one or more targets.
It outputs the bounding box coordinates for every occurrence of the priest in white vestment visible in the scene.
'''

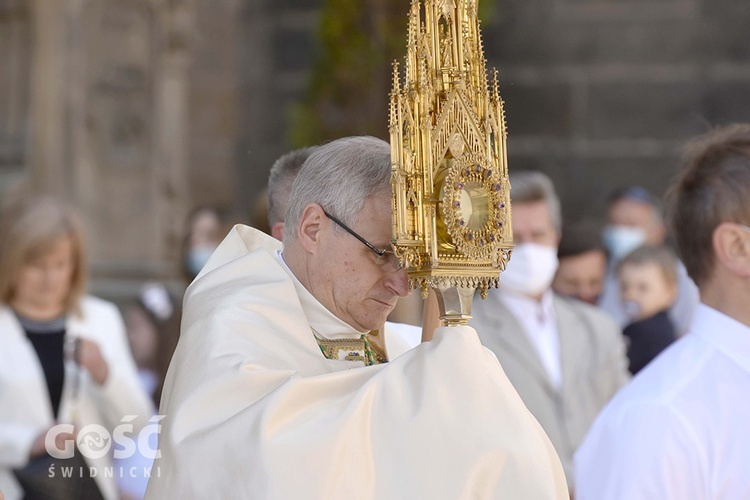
[146,137,567,499]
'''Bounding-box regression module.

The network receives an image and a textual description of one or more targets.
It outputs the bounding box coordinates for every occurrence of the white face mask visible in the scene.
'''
[501,243,560,297]
[603,225,647,261]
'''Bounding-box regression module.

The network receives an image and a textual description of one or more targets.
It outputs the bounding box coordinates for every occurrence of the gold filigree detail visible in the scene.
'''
[440,153,509,261]
[391,0,514,299]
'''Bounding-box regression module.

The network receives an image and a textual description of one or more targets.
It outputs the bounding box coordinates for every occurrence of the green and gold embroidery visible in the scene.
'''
[315,332,387,366]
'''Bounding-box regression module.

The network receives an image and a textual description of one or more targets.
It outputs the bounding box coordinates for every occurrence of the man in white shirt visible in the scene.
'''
[575,123,750,499]
[146,137,568,499]
[470,171,630,488]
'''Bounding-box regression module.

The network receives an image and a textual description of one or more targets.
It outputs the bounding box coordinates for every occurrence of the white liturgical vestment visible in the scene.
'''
[146,225,567,499]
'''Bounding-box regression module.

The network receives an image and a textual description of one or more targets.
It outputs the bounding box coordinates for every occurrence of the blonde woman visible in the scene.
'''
[0,197,153,500]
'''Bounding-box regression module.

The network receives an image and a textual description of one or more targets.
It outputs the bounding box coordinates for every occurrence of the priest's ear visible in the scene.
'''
[296,203,327,254]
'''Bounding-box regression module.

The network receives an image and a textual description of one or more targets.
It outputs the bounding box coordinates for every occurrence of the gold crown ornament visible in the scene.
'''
[390,0,513,325]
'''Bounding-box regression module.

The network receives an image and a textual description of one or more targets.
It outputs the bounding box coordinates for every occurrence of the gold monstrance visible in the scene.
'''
[390,0,513,326]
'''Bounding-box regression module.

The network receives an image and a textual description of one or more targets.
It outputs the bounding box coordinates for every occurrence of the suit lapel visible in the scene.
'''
[553,295,583,395]
[473,295,557,393]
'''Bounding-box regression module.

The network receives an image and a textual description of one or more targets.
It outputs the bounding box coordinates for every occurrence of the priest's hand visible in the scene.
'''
[421,289,442,342]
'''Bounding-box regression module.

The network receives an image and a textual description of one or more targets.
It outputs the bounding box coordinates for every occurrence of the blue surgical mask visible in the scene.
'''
[186,246,217,278]
[603,225,647,261]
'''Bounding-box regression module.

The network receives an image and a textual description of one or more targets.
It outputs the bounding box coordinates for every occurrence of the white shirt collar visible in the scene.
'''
[691,303,750,374]
[496,287,556,322]
[495,288,562,389]
[276,250,365,340]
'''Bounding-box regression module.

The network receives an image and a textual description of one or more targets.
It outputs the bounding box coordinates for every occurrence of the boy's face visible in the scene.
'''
[619,262,677,321]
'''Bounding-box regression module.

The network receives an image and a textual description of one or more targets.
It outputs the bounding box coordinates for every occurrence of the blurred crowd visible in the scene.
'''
[1,123,749,499]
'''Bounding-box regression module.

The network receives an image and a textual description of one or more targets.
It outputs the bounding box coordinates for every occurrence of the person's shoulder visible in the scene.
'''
[555,293,619,331]
[79,294,118,315]
[0,302,11,317]
[587,361,680,431]
[624,310,675,338]
[0,304,16,334]
[620,333,710,402]
[77,295,128,330]
[575,366,704,498]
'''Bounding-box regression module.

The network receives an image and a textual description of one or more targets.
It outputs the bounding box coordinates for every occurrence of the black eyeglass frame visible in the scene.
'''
[323,210,402,269]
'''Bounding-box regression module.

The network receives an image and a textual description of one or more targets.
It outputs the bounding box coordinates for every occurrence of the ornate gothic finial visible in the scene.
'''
[389,61,401,132]
[390,0,513,325]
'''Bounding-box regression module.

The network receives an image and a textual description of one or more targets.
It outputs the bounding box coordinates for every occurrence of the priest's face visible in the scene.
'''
[316,194,410,331]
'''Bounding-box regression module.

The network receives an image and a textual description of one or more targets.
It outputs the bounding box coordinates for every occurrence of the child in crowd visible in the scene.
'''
[118,283,181,500]
[618,245,679,374]
[124,282,181,406]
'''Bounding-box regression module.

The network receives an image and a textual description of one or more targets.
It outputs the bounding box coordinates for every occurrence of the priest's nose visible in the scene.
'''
[386,267,411,297]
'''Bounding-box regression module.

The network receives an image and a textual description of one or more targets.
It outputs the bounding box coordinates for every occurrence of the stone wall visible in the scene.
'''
[481,0,750,223]
[0,0,196,301]
[0,0,30,198]
[235,0,322,220]
[234,0,750,226]
[187,0,242,212]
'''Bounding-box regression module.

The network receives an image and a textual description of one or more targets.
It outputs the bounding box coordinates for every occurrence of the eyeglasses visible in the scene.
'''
[323,210,403,272]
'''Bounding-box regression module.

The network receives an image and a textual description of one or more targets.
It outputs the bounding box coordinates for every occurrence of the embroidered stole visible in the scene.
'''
[314,331,387,366]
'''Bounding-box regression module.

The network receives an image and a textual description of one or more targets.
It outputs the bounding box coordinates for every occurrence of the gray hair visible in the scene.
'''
[283,136,392,243]
[509,170,562,232]
[267,146,319,227]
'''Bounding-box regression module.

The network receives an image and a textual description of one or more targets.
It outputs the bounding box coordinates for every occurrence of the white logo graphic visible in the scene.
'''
[46,415,164,460]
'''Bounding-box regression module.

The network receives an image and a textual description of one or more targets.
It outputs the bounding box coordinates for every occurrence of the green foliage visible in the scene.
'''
[289,0,497,148]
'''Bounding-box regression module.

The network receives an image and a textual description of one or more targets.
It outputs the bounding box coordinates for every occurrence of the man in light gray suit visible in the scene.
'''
[470,171,630,489]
